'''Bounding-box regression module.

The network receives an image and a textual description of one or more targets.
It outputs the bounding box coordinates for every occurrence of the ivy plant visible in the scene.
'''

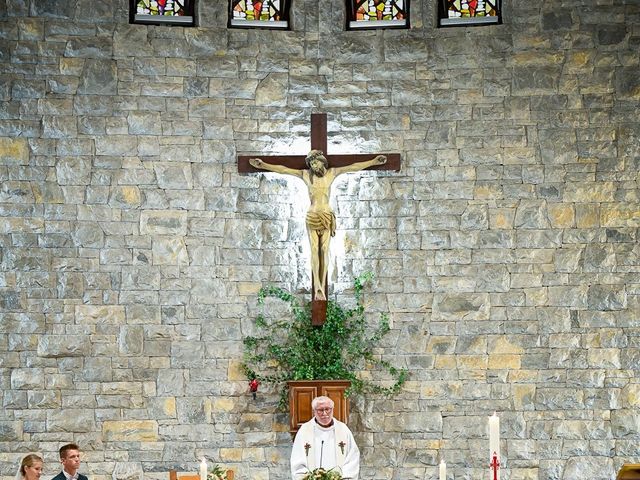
[242,272,408,409]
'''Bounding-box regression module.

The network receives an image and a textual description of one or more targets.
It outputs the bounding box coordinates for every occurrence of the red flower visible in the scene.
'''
[249,378,259,392]
[249,378,259,399]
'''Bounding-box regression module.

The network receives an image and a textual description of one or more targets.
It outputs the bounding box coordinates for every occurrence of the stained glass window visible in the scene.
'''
[130,0,195,25]
[347,0,409,29]
[229,0,290,29]
[438,0,501,26]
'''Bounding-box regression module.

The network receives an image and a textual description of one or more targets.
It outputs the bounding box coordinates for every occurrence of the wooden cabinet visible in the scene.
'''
[288,380,350,437]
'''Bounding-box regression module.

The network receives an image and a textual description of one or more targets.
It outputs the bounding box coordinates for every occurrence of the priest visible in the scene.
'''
[290,396,360,479]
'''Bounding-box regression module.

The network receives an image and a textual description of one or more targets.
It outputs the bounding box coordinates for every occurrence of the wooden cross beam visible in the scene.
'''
[238,114,401,173]
[238,113,401,325]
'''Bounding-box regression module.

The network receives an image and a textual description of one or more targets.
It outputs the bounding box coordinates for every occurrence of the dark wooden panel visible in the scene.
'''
[310,113,327,153]
[289,385,318,432]
[322,385,350,427]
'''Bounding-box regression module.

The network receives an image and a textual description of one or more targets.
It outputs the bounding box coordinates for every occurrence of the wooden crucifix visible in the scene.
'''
[238,113,400,325]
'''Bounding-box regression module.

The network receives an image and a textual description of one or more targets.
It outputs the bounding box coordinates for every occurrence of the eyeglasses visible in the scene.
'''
[315,407,333,414]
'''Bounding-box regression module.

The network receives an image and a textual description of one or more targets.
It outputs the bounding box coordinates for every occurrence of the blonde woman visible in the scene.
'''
[16,454,43,480]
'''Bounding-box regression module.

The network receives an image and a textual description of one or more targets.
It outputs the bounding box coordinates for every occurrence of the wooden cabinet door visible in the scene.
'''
[321,383,349,427]
[288,380,350,437]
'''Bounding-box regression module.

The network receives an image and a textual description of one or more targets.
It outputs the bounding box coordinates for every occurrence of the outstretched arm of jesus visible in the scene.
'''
[249,158,304,178]
[331,155,387,176]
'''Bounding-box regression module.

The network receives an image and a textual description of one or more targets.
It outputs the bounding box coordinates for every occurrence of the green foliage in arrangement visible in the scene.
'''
[206,465,229,480]
[301,467,343,480]
[242,272,408,409]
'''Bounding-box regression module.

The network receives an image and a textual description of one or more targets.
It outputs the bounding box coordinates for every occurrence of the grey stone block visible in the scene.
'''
[78,59,117,95]
[0,421,22,441]
[64,37,113,58]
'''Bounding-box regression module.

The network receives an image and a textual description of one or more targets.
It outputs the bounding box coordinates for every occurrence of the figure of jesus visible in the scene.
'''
[250,150,387,301]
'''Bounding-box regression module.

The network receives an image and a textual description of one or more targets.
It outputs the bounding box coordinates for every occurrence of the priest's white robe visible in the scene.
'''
[290,418,360,480]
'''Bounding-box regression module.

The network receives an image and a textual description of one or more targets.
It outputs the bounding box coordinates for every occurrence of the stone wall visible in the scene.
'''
[1,1,639,479]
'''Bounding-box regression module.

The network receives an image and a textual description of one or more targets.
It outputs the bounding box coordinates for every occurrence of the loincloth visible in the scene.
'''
[306,211,336,237]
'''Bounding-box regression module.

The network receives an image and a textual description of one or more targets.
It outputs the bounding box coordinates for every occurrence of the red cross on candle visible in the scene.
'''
[490,451,500,480]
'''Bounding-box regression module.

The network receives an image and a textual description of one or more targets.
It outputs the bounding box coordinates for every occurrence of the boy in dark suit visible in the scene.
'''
[51,444,88,480]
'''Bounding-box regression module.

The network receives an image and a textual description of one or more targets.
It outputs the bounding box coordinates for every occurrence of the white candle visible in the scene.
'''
[489,412,500,478]
[199,458,207,480]
[439,460,446,480]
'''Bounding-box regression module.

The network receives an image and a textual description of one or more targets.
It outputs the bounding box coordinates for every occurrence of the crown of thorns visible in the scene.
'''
[305,150,328,168]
